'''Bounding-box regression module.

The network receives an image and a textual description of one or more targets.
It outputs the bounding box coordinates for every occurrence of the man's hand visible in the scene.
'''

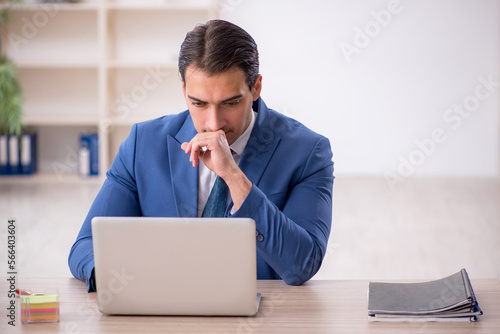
[181,130,252,211]
[180,130,234,177]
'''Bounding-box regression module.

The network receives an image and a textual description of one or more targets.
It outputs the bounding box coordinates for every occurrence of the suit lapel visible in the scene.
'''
[239,98,281,186]
[167,116,199,217]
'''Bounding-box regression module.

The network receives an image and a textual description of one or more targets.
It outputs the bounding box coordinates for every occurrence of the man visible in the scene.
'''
[69,20,334,292]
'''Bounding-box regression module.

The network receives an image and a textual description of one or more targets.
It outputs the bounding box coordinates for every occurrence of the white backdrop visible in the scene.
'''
[221,0,499,179]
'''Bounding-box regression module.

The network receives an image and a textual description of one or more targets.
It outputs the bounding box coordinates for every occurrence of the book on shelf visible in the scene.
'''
[368,268,483,322]
[0,133,37,176]
[78,133,98,177]
[0,135,9,174]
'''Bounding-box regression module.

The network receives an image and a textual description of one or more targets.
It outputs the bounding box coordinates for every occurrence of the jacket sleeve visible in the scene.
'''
[231,136,334,285]
[68,124,142,292]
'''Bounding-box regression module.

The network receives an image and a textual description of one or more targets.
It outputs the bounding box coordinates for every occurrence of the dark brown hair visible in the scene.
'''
[178,20,259,90]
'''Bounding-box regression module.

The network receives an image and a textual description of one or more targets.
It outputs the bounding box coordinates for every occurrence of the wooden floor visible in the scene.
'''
[0,176,499,281]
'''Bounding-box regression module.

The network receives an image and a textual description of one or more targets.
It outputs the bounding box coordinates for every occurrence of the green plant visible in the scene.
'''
[0,0,24,136]
[0,56,23,136]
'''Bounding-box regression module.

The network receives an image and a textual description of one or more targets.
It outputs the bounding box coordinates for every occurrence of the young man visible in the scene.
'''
[69,20,334,292]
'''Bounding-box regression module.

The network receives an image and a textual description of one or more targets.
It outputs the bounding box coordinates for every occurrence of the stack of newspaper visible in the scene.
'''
[368,268,483,322]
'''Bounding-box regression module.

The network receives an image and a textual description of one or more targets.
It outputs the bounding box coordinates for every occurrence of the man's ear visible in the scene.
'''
[252,75,263,101]
[182,80,186,96]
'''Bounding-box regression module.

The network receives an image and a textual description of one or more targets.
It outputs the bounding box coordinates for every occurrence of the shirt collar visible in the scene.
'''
[230,109,256,158]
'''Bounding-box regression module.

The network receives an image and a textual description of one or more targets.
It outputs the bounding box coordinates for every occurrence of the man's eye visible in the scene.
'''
[224,100,240,106]
[192,102,206,107]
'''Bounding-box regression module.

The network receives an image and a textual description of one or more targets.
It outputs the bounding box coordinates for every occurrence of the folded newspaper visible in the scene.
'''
[368,268,483,322]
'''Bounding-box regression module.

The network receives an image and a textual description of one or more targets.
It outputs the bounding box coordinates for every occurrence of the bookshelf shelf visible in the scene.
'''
[14,60,99,69]
[107,59,178,69]
[0,173,103,185]
[108,4,213,11]
[0,3,100,12]
[1,0,216,182]
[23,115,100,127]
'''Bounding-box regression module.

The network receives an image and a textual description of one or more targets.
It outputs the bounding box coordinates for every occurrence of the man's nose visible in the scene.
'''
[206,107,226,131]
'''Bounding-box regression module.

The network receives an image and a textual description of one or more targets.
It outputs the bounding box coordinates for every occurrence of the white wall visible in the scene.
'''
[221,0,499,178]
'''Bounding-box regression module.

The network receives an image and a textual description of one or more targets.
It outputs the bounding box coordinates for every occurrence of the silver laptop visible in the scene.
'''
[91,216,260,316]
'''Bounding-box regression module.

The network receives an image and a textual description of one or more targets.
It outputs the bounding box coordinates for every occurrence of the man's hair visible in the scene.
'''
[178,20,259,90]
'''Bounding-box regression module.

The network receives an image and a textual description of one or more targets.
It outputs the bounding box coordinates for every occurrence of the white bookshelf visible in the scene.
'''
[1,0,216,182]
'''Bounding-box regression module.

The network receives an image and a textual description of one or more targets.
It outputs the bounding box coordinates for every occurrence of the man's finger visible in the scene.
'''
[181,142,190,153]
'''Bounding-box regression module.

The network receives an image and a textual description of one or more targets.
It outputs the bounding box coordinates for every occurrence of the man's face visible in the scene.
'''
[182,65,262,146]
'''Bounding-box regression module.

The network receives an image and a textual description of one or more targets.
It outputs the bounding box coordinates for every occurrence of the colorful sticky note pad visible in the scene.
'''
[20,293,60,323]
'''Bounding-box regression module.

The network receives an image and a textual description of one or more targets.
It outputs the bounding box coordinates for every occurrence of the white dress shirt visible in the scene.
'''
[197,110,257,217]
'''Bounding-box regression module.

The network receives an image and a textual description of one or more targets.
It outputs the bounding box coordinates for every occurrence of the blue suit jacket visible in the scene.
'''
[68,98,334,291]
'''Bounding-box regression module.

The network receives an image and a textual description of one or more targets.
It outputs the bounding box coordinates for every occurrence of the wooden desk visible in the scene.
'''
[2,278,500,333]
